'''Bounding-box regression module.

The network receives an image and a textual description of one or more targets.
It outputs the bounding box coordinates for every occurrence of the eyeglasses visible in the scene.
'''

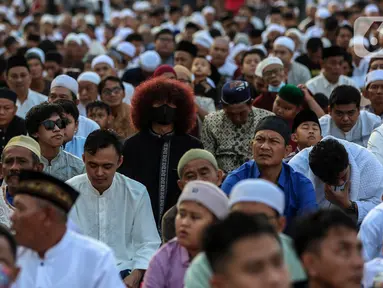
[41,119,67,130]
[102,87,122,96]
[263,68,283,78]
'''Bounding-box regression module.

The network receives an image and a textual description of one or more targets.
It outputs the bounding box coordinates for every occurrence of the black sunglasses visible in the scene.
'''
[41,119,67,130]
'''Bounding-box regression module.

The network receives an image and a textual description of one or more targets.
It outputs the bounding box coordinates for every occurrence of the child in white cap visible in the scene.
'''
[143,180,229,288]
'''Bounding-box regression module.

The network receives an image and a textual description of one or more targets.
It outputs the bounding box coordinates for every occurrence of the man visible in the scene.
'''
[320,85,380,147]
[25,48,51,96]
[154,28,175,66]
[204,212,291,288]
[273,36,311,86]
[295,37,323,78]
[293,209,364,288]
[174,40,198,70]
[5,56,47,119]
[202,80,273,173]
[210,37,237,81]
[306,46,358,98]
[289,137,383,225]
[0,88,27,156]
[68,130,160,288]
[49,74,100,138]
[185,179,307,288]
[222,115,317,224]
[161,149,224,242]
[11,170,126,287]
[77,71,101,116]
[25,102,85,182]
[98,76,135,138]
[363,69,383,120]
[335,25,353,51]
[285,109,322,162]
[0,224,19,287]
[44,51,63,80]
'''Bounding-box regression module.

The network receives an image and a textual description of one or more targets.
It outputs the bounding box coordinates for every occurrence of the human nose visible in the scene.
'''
[95,167,104,177]
[180,216,191,227]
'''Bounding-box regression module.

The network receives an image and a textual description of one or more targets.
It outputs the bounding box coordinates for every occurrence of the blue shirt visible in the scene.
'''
[64,136,86,158]
[77,116,99,138]
[222,160,318,224]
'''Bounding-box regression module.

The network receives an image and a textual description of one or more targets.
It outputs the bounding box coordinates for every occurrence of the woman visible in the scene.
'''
[118,77,203,228]
[143,180,229,288]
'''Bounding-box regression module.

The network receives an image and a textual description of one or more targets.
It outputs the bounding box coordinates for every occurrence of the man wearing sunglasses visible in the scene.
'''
[25,102,85,182]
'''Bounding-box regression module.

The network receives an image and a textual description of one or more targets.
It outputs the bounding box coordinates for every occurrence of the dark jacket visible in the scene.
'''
[0,116,27,155]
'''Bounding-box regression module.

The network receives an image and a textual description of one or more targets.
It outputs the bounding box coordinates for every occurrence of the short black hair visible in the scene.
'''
[55,99,80,122]
[126,33,143,42]
[155,29,174,41]
[0,224,17,261]
[313,93,329,110]
[4,36,17,48]
[185,22,200,31]
[292,209,357,258]
[241,48,265,65]
[86,101,111,115]
[23,21,38,33]
[204,212,280,274]
[329,85,360,108]
[25,102,64,137]
[324,16,338,32]
[309,138,349,185]
[38,40,57,55]
[270,7,281,14]
[98,76,124,95]
[306,37,323,53]
[335,24,353,37]
[84,129,122,156]
[249,29,263,38]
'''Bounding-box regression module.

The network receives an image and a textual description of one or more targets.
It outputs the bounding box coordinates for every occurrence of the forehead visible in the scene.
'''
[88,107,107,114]
[179,200,211,215]
[3,146,33,160]
[231,201,276,216]
[323,226,358,245]
[274,45,291,53]
[255,129,284,140]
[27,58,42,65]
[193,58,209,65]
[44,113,61,121]
[103,80,120,88]
[371,59,383,66]
[8,66,29,75]
[0,98,15,106]
[79,80,97,87]
[84,146,119,161]
[369,80,383,86]
[332,103,358,110]
[182,159,215,173]
[94,63,112,69]
[298,121,319,127]
[50,86,71,97]
[213,40,229,49]
[175,51,192,58]
[243,53,261,61]
[325,56,344,62]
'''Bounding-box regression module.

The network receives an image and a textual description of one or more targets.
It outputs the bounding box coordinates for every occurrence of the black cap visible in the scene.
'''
[254,116,291,145]
[16,170,79,213]
[0,88,17,103]
[323,46,345,59]
[221,81,252,105]
[292,109,320,132]
[176,40,197,57]
[6,56,29,73]
[46,51,63,64]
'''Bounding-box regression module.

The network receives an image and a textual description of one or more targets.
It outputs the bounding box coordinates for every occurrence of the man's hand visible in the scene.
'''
[123,270,144,288]
[324,181,352,209]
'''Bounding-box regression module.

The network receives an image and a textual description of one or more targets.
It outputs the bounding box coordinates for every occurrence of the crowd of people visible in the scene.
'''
[2,0,383,287]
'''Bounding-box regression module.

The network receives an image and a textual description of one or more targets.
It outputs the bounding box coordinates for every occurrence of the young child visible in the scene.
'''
[285,109,322,162]
[86,101,112,130]
[191,56,218,112]
[272,84,304,123]
[143,180,229,288]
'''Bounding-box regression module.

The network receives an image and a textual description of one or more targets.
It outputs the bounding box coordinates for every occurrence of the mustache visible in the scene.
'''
[7,170,20,178]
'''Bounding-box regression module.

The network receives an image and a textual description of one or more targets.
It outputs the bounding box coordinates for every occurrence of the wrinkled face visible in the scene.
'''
[303,227,363,288]
[253,130,288,167]
[35,114,65,148]
[83,145,122,193]
[27,58,43,79]
[155,33,175,57]
[223,103,252,126]
[212,235,289,288]
[49,86,73,103]
[323,56,343,79]
[273,45,293,66]
[191,58,211,78]
[179,159,222,190]
[62,112,77,143]
[100,80,124,108]
[93,63,113,80]
[78,81,98,105]
[44,61,60,80]
[0,98,16,127]
[242,54,262,77]
[366,80,383,107]
[210,40,229,66]
[87,107,110,129]
[262,64,284,87]
[330,103,360,132]
[175,51,194,70]
[336,28,352,50]
[272,96,299,121]
[293,121,322,149]
[6,67,31,94]
[175,201,214,252]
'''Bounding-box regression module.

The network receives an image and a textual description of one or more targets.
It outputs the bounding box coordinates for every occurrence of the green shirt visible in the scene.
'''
[184,233,306,288]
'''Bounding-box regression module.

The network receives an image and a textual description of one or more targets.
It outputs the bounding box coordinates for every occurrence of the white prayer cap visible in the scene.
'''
[202,6,216,15]
[139,50,161,72]
[151,26,163,36]
[255,63,264,77]
[262,24,286,43]
[252,44,268,56]
[365,4,379,15]
[365,70,383,88]
[193,31,214,49]
[121,8,136,18]
[229,43,249,61]
[133,1,151,12]
[260,57,284,75]
[41,14,55,24]
[349,36,369,48]
[77,72,101,86]
[25,47,45,63]
[110,11,121,19]
[272,0,287,8]
[91,55,115,69]
[117,42,136,58]
[0,6,7,15]
[64,33,82,46]
[78,33,92,48]
[189,12,207,28]
[51,75,79,95]
[85,15,96,26]
[0,24,6,32]
[274,36,295,52]
[116,27,133,39]
[322,37,332,48]
[229,179,285,215]
[177,180,229,220]
[345,1,355,9]
[286,28,304,41]
[316,8,330,19]
[107,36,123,49]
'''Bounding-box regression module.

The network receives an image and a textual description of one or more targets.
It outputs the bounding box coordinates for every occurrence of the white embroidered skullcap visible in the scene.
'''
[177,180,229,220]
[51,75,79,95]
[322,38,332,48]
[41,14,55,24]
[117,42,136,58]
[272,0,287,7]
[349,36,369,48]
[121,8,136,18]
[274,36,295,52]
[133,1,151,12]
[255,62,264,77]
[252,44,268,56]
[202,6,216,15]
[365,70,383,88]
[365,4,379,15]
[77,72,101,86]
[189,12,206,28]
[229,43,249,61]
[139,50,161,72]
[229,179,285,215]
[64,33,82,46]
[262,24,286,43]
[26,47,45,63]
[91,55,115,69]
[260,56,284,75]
[316,8,331,19]
[345,1,354,9]
[78,33,92,48]
[107,36,123,49]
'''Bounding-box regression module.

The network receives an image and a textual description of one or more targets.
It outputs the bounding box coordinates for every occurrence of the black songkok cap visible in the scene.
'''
[292,109,320,132]
[176,40,197,57]
[322,46,345,59]
[45,51,63,65]
[254,116,291,145]
[6,56,29,72]
[16,170,79,213]
[0,88,17,103]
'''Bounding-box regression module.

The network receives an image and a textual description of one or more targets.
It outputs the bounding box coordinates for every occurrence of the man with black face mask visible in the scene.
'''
[118,77,203,229]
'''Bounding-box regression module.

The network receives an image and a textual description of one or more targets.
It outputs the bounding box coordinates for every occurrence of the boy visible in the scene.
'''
[273,84,304,123]
[86,101,112,130]
[285,109,322,162]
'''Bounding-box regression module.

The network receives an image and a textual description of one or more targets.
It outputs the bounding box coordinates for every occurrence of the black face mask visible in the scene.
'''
[152,104,176,125]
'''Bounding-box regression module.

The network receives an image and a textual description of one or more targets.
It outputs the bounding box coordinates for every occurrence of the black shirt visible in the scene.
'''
[0,116,27,155]
[295,54,322,78]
